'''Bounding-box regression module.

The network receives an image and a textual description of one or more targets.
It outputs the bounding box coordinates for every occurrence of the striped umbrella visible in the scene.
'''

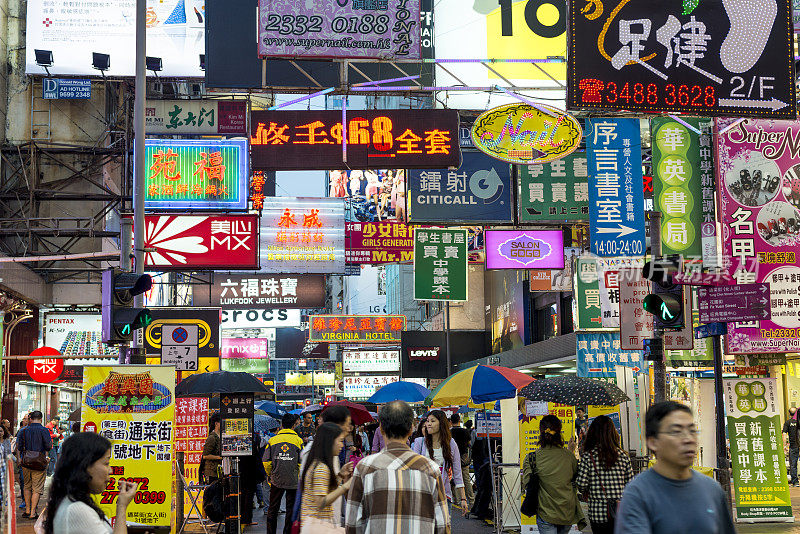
[425,365,534,407]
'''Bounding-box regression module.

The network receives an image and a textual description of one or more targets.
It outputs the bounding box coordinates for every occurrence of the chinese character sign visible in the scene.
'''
[175,397,208,507]
[724,378,792,520]
[586,118,646,257]
[575,256,634,330]
[144,100,247,135]
[81,366,175,528]
[345,220,415,263]
[220,338,269,374]
[220,393,254,457]
[568,0,796,119]
[576,332,645,379]
[342,350,401,372]
[413,228,468,301]
[143,139,249,211]
[618,268,654,350]
[342,375,400,399]
[651,117,715,260]
[210,274,325,309]
[519,151,590,222]
[716,118,800,354]
[309,314,406,343]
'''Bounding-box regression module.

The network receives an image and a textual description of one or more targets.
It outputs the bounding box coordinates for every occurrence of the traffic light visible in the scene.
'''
[102,268,153,344]
[642,258,684,329]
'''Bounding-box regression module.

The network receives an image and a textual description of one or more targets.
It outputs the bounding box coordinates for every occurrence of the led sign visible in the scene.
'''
[309,314,406,343]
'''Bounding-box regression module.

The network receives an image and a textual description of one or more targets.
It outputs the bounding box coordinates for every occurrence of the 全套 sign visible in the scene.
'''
[470,103,581,165]
[309,314,406,343]
[484,230,565,269]
[210,274,325,309]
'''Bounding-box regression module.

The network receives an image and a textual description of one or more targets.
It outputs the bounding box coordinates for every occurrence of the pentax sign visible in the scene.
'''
[309,314,406,343]
[250,110,460,170]
[567,0,797,118]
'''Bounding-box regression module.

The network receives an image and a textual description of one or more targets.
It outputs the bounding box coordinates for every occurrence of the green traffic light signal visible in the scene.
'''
[643,293,681,323]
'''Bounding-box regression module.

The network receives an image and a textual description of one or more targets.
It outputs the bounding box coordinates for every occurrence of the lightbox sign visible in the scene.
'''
[145,100,247,135]
[470,103,581,165]
[142,214,259,270]
[220,309,301,329]
[345,220,414,264]
[407,151,513,224]
[143,139,249,211]
[259,198,345,274]
[408,347,440,361]
[258,0,421,60]
[44,313,115,357]
[484,230,565,270]
[567,0,797,118]
[221,338,269,374]
[250,110,461,170]
[309,314,406,343]
[343,375,400,399]
[342,350,401,373]
[210,274,325,309]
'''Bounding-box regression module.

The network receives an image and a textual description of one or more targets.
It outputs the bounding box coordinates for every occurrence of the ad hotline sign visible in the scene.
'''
[484,230,565,269]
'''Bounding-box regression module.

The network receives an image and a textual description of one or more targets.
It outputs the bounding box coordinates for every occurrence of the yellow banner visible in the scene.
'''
[81,366,175,528]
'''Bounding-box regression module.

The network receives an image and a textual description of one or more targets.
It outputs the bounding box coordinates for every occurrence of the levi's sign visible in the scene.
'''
[408,347,440,361]
[309,314,406,343]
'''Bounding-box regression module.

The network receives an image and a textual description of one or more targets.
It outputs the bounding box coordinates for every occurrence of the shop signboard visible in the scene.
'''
[667,310,714,367]
[484,230,564,269]
[651,117,716,262]
[574,256,642,330]
[529,247,580,291]
[586,118,646,257]
[44,312,115,357]
[407,151,513,224]
[210,274,325,309]
[413,228,468,301]
[716,118,800,353]
[141,214,259,270]
[220,309,301,329]
[250,110,460,171]
[26,357,63,384]
[220,393,253,457]
[81,366,175,527]
[258,0,421,60]
[144,307,219,359]
[42,79,91,99]
[309,314,406,343]
[724,378,793,521]
[175,397,208,509]
[519,151,589,222]
[343,375,400,399]
[345,220,415,263]
[220,338,269,373]
[568,0,796,119]
[259,197,345,274]
[576,331,645,379]
[145,100,247,135]
[329,168,405,222]
[475,411,502,438]
[342,349,401,373]
[470,103,581,165]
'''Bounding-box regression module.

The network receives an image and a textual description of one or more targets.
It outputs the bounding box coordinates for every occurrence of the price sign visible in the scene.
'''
[161,325,199,371]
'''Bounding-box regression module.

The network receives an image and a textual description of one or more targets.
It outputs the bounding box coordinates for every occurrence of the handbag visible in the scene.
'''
[592,454,620,521]
[21,450,48,471]
[300,517,344,534]
[520,451,539,517]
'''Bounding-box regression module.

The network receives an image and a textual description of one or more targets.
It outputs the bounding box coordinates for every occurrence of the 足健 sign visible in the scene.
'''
[144,100,247,135]
[413,228,469,301]
[210,274,325,309]
[309,314,406,343]
[484,230,564,269]
[342,350,401,373]
[519,151,589,222]
[42,78,91,99]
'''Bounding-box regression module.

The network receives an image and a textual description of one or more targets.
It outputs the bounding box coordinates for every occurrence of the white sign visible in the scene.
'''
[161,325,199,371]
[342,375,400,399]
[43,313,116,357]
[342,350,401,373]
[220,309,301,329]
[26,0,205,77]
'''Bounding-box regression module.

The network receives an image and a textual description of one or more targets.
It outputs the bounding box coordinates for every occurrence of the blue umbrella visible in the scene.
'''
[289,408,303,415]
[368,381,431,404]
[254,413,280,434]
[256,400,287,418]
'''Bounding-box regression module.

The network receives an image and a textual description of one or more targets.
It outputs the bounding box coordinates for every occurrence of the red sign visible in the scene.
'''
[175,397,209,466]
[250,110,461,171]
[309,314,406,343]
[346,220,415,263]
[26,347,63,383]
[141,214,259,270]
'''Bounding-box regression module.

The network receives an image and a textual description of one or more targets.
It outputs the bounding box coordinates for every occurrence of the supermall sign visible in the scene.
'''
[309,314,406,343]
[342,350,401,373]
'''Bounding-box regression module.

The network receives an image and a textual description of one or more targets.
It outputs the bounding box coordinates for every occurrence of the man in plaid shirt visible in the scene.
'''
[345,400,450,534]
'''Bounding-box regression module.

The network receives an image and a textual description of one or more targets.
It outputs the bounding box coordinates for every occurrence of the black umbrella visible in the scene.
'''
[176,370,272,397]
[519,376,629,406]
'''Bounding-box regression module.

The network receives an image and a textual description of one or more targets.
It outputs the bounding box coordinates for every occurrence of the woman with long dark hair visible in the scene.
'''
[411,410,467,514]
[44,432,137,534]
[299,422,353,532]
[575,415,633,534]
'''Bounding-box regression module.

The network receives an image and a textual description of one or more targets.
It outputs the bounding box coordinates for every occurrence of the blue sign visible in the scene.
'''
[585,118,645,257]
[576,332,646,379]
[694,322,727,339]
[42,79,91,100]
[407,151,513,224]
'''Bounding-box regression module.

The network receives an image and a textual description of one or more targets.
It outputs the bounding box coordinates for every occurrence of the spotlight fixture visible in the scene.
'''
[92,52,110,72]
[34,49,53,76]
[146,56,163,72]
[199,54,206,71]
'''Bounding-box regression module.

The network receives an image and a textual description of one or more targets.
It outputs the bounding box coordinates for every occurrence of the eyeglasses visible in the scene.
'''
[659,428,700,438]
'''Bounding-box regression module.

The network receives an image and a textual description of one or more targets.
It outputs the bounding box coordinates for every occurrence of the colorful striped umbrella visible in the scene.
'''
[425,365,534,407]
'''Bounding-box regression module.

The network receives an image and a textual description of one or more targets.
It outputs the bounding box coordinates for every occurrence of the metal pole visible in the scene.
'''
[445,301,452,376]
[311,359,316,404]
[712,334,732,512]
[176,451,185,533]
[132,0,146,348]
[648,211,668,403]
[119,218,132,364]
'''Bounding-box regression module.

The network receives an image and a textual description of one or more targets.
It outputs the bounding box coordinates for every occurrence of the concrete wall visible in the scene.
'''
[0,255,48,304]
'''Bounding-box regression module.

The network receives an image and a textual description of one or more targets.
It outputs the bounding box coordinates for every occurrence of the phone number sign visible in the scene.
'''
[567,0,797,118]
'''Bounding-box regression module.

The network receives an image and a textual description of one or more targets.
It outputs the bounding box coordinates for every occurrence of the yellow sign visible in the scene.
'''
[285,371,336,387]
[147,356,220,376]
[145,318,213,350]
[471,102,581,165]
[81,366,175,528]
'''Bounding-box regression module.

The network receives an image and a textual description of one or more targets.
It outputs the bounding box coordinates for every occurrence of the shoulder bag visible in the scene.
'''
[19,428,48,471]
[592,453,620,522]
[520,451,539,517]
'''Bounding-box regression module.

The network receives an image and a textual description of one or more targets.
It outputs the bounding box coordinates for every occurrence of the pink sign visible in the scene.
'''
[484,230,564,269]
[716,118,800,353]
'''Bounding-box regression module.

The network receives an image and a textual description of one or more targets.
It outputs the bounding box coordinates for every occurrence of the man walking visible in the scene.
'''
[615,401,735,533]
[783,407,799,486]
[345,400,450,534]
[45,416,62,476]
[16,411,52,519]
[264,413,303,534]
[295,413,315,445]
[449,413,474,510]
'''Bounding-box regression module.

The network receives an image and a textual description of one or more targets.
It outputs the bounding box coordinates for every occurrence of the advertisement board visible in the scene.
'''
[407,151,513,224]
[250,110,460,170]
[343,375,400,399]
[484,230,564,269]
[81,366,175,527]
[26,0,205,77]
[143,139,249,211]
[220,309,301,329]
[329,169,405,222]
[345,220,415,263]
[309,314,405,343]
[576,332,646,379]
[519,151,589,222]
[210,274,325,309]
[220,393,253,456]
[716,118,800,353]
[413,228,469,301]
[44,313,115,357]
[342,349,401,373]
[142,214,259,270]
[486,270,529,354]
[220,338,269,373]
[143,307,220,359]
[529,247,580,291]
[567,0,796,119]
[285,371,336,387]
[259,197,345,274]
[258,0,421,59]
[175,397,208,510]
[145,100,247,135]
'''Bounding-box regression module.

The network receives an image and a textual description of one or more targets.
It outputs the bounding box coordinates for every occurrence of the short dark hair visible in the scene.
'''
[379,400,414,439]
[321,405,350,426]
[464,420,473,430]
[29,411,43,421]
[450,413,461,425]
[645,401,693,439]
[209,412,220,431]
[282,413,300,429]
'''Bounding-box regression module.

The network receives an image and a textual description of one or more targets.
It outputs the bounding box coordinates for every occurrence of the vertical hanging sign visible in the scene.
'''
[413,228,468,301]
[586,118,646,257]
[518,151,590,222]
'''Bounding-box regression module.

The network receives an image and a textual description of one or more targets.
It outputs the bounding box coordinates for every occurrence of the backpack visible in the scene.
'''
[202,479,224,522]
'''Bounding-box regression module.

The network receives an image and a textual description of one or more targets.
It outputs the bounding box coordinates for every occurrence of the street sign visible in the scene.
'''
[674,271,734,286]
[697,284,771,324]
[694,322,728,339]
[161,324,199,371]
[43,78,91,99]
